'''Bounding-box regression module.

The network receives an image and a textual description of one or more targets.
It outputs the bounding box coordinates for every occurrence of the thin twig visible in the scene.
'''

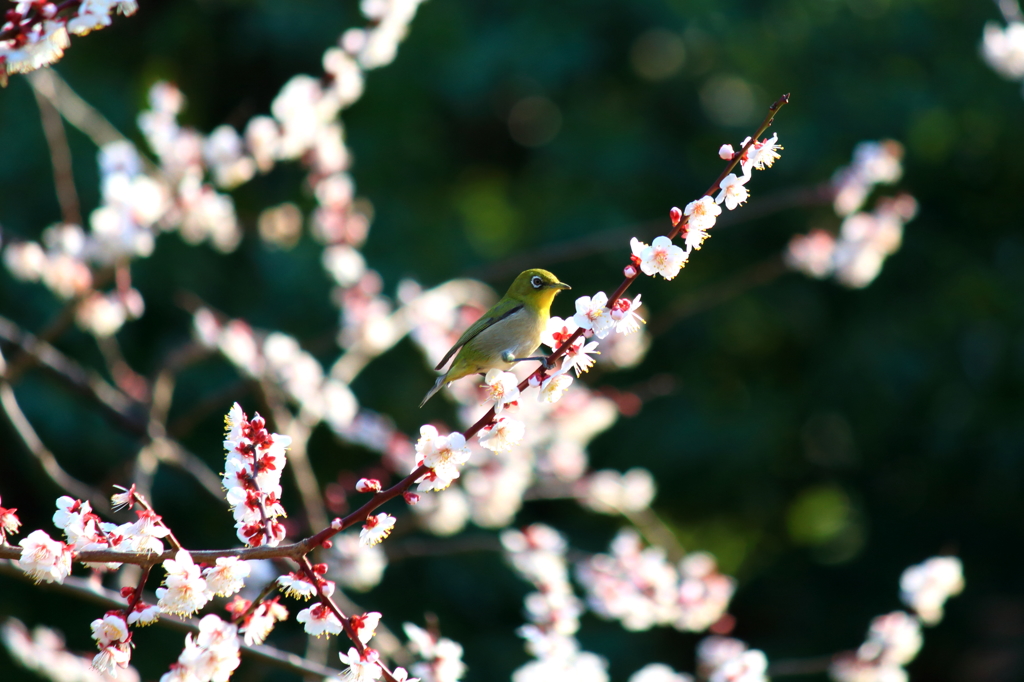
[0,314,144,435]
[28,70,133,149]
[466,183,833,284]
[30,79,82,227]
[0,562,344,678]
[0,372,105,509]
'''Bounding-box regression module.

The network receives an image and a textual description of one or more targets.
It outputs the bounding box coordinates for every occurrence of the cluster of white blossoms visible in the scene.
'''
[576,530,735,633]
[222,403,291,547]
[787,193,917,288]
[830,555,964,682]
[3,218,145,337]
[413,424,473,491]
[899,555,964,625]
[159,615,240,682]
[981,18,1024,86]
[696,637,769,682]
[830,611,922,682]
[502,525,607,682]
[155,550,248,617]
[628,133,781,282]
[225,593,289,646]
[403,622,467,682]
[89,612,131,675]
[16,491,177,586]
[580,467,657,514]
[0,496,21,545]
[0,0,136,85]
[193,313,360,432]
[785,140,915,289]
[3,618,140,682]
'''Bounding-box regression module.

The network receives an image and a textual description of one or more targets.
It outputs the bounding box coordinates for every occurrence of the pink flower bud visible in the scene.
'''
[403,492,420,505]
[355,478,382,493]
[669,206,683,226]
[624,264,638,278]
[719,144,735,160]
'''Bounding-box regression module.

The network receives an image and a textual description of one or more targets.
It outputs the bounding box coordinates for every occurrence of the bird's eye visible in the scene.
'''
[531,276,543,289]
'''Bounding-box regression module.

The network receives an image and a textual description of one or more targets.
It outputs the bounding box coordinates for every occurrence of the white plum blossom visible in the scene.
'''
[540,316,601,376]
[278,572,319,600]
[296,603,343,637]
[127,601,162,626]
[741,132,782,172]
[715,173,750,210]
[160,614,240,682]
[338,647,383,681]
[573,292,615,338]
[537,373,574,404]
[611,294,645,334]
[683,196,721,233]
[155,550,211,616]
[631,237,687,280]
[350,611,382,645]
[359,513,396,546]
[478,416,526,452]
[483,369,521,412]
[202,557,250,597]
[415,425,472,491]
[17,530,72,584]
[90,612,130,648]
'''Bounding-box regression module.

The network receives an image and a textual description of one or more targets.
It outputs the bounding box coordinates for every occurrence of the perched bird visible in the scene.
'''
[420,268,571,407]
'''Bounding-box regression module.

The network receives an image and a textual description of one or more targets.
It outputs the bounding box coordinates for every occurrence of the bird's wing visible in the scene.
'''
[434,301,524,371]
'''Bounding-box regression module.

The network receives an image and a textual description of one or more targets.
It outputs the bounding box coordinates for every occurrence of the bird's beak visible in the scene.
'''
[551,282,571,290]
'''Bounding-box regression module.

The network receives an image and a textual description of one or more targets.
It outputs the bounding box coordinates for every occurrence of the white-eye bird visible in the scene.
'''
[420,268,571,407]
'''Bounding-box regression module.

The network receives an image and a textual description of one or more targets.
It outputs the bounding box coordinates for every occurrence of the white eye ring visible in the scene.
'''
[531,276,543,289]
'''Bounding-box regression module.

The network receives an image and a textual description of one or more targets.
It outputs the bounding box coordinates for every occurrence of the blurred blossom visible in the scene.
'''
[323,244,368,287]
[258,202,304,249]
[899,556,964,625]
[411,485,471,536]
[331,533,388,591]
[202,125,256,189]
[581,468,657,514]
[697,637,768,682]
[832,140,904,217]
[503,525,604,682]
[245,116,280,173]
[403,621,467,682]
[353,0,429,70]
[2,618,139,682]
[831,611,924,682]
[75,289,144,337]
[697,637,749,678]
[629,663,694,682]
[981,21,1024,81]
[576,530,735,633]
[630,29,686,81]
[787,192,916,289]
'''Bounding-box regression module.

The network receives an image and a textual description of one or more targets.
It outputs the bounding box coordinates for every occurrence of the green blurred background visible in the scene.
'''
[2,0,1023,680]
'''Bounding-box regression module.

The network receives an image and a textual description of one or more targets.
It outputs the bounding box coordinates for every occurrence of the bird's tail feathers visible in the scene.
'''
[419,375,448,408]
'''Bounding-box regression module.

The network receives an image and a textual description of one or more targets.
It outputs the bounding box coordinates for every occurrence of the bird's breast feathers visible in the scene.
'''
[471,306,542,368]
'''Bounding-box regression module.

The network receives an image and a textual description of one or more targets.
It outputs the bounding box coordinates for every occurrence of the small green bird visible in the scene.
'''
[420,268,571,407]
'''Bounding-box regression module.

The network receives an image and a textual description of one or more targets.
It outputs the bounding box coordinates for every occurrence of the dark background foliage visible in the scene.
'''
[2,0,1023,680]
